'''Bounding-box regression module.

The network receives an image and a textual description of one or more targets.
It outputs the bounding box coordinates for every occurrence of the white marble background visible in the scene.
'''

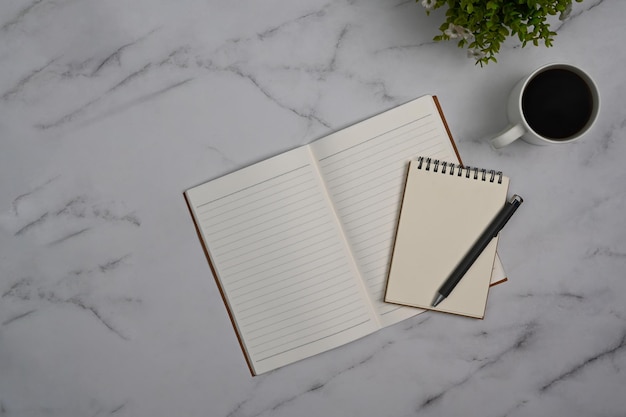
[1,0,625,416]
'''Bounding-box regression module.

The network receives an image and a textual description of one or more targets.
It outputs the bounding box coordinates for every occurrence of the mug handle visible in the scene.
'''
[490,124,526,149]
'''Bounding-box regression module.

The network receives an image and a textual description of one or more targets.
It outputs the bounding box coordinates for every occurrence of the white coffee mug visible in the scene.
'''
[490,63,600,149]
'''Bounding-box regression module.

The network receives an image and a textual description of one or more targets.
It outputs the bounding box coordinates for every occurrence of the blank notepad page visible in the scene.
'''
[385,159,509,318]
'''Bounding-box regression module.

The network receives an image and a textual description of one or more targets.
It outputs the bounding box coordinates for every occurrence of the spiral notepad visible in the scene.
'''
[385,157,510,318]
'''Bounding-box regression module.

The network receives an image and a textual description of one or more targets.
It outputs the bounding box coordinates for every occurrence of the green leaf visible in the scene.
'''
[423,0,572,66]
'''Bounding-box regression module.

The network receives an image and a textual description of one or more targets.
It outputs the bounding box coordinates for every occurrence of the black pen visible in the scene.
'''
[431,194,523,307]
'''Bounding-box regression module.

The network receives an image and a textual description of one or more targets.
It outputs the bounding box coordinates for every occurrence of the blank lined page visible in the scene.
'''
[310,96,458,325]
[185,146,379,375]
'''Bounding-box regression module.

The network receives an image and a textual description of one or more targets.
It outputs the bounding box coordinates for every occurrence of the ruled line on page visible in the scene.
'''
[316,113,456,316]
[221,224,339,276]
[195,161,374,366]
[322,135,441,188]
[218,225,335,270]
[202,186,320,236]
[250,306,367,352]
[255,320,371,363]
[237,269,354,314]
[237,276,354,322]
[331,170,399,205]
[209,199,328,257]
[195,165,311,209]
[245,292,361,336]
[212,211,328,255]
[320,123,436,176]
[248,302,365,346]
[254,315,371,359]
[335,186,402,215]
[233,252,341,301]
[317,116,430,162]
[241,282,354,329]
[232,263,348,302]
[200,183,319,228]
[225,243,343,289]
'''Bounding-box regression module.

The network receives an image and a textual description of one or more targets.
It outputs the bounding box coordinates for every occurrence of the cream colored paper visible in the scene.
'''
[309,96,463,325]
[186,147,380,375]
[385,160,509,318]
[185,96,509,374]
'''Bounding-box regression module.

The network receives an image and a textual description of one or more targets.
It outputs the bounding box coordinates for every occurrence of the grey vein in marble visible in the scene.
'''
[553,0,605,34]
[14,212,49,236]
[0,0,44,32]
[257,7,329,41]
[11,192,141,245]
[417,321,539,412]
[74,77,194,129]
[1,309,37,327]
[47,227,91,246]
[91,29,158,76]
[110,403,127,414]
[98,254,131,273]
[540,330,626,393]
[10,176,60,216]
[1,58,58,101]
[227,341,396,417]
[34,44,190,130]
[68,297,130,341]
[2,277,130,341]
[586,247,626,259]
[223,64,331,130]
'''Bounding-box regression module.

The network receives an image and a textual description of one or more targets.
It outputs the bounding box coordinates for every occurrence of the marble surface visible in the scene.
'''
[1,0,625,416]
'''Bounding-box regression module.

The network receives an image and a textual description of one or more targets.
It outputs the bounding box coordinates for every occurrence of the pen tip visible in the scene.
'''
[431,293,445,307]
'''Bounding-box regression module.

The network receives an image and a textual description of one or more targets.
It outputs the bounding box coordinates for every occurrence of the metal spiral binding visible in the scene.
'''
[416,156,503,184]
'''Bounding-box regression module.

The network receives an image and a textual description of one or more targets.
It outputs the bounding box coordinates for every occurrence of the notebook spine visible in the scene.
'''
[416,157,503,184]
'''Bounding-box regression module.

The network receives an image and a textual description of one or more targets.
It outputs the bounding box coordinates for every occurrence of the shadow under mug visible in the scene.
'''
[490,63,600,149]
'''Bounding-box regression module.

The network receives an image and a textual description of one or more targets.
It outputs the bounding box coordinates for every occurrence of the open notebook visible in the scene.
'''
[184,95,507,375]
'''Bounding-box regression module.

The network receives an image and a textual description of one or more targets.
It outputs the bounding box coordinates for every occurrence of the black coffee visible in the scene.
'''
[521,68,594,140]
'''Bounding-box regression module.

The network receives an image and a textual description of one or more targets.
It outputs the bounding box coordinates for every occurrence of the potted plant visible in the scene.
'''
[419,0,583,65]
